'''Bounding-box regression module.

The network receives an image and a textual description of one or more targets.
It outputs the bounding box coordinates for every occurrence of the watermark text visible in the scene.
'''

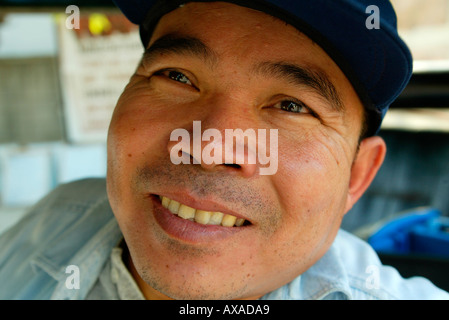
[170,121,278,176]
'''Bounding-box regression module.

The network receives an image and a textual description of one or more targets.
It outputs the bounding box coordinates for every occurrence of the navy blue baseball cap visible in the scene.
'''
[112,0,413,137]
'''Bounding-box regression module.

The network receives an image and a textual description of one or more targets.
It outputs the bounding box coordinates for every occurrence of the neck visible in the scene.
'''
[126,251,173,300]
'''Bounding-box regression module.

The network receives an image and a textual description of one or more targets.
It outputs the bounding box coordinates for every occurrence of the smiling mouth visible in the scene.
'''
[157,195,250,227]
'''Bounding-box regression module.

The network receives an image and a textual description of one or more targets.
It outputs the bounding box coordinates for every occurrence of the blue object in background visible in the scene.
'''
[368,207,449,258]
[0,146,52,207]
[0,143,107,208]
[53,144,107,184]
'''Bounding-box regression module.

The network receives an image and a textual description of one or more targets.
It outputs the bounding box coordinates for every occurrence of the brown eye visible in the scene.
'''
[277,100,310,114]
[166,70,192,86]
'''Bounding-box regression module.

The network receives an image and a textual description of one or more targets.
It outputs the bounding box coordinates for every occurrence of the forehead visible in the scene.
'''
[150,2,321,57]
[149,2,353,88]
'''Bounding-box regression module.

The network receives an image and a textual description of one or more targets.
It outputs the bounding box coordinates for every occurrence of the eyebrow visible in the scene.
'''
[142,34,343,113]
[254,62,344,113]
[142,33,218,68]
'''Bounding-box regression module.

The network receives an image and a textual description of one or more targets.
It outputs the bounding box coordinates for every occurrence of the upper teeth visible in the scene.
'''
[160,196,246,227]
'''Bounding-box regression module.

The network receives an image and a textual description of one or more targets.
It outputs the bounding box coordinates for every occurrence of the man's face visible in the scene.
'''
[107,2,369,299]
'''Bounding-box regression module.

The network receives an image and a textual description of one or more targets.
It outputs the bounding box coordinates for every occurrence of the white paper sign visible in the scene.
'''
[57,14,143,143]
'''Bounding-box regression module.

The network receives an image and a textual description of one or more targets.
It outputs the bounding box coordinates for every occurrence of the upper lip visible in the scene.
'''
[153,190,250,222]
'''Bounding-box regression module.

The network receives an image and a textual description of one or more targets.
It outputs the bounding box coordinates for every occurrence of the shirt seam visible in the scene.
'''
[347,273,399,300]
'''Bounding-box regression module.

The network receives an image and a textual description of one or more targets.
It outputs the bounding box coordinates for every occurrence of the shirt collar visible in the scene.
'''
[262,232,353,300]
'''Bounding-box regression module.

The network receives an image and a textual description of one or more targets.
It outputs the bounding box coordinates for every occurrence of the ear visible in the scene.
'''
[345,136,386,213]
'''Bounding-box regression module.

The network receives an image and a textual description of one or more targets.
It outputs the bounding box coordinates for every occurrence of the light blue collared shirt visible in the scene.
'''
[0,179,447,300]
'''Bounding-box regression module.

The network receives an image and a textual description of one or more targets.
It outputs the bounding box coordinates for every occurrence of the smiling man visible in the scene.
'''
[107,2,375,300]
[1,0,448,300]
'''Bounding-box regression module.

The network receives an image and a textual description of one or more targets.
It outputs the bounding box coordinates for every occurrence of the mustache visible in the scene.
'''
[132,158,278,221]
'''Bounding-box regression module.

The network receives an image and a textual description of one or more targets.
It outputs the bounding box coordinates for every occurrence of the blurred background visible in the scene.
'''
[0,0,448,237]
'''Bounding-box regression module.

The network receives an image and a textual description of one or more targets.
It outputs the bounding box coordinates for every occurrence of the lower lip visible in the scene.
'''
[150,195,244,243]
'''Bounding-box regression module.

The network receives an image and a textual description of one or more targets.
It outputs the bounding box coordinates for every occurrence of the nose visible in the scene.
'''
[167,91,266,178]
[167,120,259,178]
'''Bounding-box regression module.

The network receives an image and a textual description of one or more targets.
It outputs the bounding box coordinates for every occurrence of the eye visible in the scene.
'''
[163,70,193,86]
[275,100,312,114]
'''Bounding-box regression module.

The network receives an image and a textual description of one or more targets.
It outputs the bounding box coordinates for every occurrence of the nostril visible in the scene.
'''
[224,163,241,169]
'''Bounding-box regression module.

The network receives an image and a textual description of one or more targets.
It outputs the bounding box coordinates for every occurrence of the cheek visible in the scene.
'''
[260,139,350,278]
[280,140,348,197]
[107,97,173,167]
[272,134,351,240]
[106,98,168,211]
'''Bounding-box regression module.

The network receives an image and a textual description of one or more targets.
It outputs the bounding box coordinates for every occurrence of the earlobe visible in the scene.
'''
[345,136,387,213]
